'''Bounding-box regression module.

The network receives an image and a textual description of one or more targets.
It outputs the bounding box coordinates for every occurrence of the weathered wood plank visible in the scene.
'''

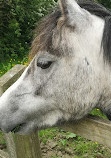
[61,114,111,149]
[0,65,42,158]
[0,65,26,95]
[0,149,9,158]
[14,131,42,158]
[4,133,17,158]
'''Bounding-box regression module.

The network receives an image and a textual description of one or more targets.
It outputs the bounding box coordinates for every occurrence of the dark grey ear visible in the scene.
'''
[58,0,89,27]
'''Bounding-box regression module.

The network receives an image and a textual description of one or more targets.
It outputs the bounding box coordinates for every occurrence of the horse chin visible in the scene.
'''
[15,124,33,135]
[16,124,54,135]
[16,118,66,135]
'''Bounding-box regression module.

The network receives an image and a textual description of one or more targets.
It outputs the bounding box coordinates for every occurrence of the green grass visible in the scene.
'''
[0,59,111,157]
[0,57,28,77]
[39,127,111,157]
[91,108,108,119]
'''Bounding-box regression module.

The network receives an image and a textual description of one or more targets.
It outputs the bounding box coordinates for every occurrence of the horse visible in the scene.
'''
[0,0,111,135]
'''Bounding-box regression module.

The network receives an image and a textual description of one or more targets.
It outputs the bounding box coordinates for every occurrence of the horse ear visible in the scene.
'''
[58,0,87,27]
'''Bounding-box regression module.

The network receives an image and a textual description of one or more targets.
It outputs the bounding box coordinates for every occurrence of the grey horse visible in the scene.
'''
[0,0,111,134]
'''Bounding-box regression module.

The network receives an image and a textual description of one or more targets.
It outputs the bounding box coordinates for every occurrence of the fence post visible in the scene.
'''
[0,65,42,158]
[14,132,42,158]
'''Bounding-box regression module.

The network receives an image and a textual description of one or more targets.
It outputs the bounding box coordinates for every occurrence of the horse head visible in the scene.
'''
[0,0,111,134]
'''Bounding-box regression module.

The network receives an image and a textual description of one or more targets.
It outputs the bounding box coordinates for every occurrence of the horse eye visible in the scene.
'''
[37,60,53,69]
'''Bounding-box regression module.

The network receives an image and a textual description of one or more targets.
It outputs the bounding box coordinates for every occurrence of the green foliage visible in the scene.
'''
[38,127,111,157]
[0,57,28,77]
[98,0,111,9]
[0,0,56,61]
[66,133,77,139]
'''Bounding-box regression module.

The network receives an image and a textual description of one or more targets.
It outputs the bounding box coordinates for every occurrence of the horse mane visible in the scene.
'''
[29,0,111,63]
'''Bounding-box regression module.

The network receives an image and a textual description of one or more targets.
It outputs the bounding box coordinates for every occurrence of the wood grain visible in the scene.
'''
[61,114,111,149]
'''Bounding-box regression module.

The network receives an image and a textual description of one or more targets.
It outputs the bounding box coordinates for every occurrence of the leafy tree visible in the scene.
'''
[98,0,111,9]
[0,0,56,60]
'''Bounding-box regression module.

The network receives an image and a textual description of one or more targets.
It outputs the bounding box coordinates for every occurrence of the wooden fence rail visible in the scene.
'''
[0,65,111,158]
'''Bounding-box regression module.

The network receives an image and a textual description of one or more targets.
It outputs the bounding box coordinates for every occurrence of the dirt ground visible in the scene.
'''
[40,140,106,158]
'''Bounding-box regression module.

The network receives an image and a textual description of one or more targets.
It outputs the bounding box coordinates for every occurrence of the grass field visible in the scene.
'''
[0,58,111,157]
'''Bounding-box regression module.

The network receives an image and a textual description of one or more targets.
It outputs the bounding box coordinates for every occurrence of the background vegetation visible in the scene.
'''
[98,0,111,9]
[0,0,56,61]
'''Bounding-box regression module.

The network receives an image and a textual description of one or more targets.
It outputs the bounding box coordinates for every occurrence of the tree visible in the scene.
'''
[98,0,111,9]
[0,0,56,60]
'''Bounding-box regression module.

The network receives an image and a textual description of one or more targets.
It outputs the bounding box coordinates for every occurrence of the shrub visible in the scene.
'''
[0,0,56,61]
[97,0,111,9]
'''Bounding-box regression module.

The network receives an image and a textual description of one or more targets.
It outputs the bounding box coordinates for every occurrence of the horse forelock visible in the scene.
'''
[29,0,111,63]
[29,9,61,59]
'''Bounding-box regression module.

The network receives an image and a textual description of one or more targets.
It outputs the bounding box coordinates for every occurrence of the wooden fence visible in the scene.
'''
[0,65,111,158]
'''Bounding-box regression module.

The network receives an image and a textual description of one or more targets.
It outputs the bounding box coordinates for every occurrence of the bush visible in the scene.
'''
[0,0,56,61]
[98,0,111,10]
